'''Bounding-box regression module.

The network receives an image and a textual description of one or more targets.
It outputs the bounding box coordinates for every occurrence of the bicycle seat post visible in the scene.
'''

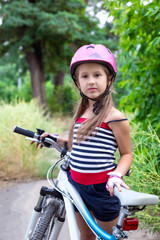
[112,206,130,239]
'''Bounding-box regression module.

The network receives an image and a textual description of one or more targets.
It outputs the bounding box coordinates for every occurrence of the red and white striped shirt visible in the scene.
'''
[69,118,118,185]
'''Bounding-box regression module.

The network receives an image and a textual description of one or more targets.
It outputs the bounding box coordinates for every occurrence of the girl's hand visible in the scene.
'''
[106,171,130,196]
[30,140,42,148]
[30,133,59,149]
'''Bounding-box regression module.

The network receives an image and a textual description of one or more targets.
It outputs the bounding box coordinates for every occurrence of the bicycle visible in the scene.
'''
[13,126,159,240]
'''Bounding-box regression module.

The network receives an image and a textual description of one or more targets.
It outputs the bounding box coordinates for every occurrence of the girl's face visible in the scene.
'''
[76,63,109,100]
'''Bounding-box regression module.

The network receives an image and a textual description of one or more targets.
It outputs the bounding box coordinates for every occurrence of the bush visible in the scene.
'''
[0,100,70,180]
[47,82,79,115]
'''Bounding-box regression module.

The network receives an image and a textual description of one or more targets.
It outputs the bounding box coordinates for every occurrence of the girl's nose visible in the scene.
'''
[88,76,95,85]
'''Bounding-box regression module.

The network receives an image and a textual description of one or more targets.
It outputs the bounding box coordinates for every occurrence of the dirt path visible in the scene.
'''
[0,180,159,240]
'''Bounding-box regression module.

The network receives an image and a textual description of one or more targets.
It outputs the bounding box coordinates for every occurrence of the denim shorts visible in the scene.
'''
[67,172,120,222]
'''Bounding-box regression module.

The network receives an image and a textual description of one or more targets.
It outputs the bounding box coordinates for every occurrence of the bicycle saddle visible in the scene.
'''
[114,187,159,206]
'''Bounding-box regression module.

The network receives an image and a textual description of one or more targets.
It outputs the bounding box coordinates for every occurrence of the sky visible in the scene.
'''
[86,1,114,28]
[96,10,114,27]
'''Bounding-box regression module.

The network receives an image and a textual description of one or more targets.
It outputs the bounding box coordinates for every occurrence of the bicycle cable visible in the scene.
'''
[47,158,74,203]
[47,158,63,187]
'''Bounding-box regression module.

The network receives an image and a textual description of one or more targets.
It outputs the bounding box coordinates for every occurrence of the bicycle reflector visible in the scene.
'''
[123,218,139,231]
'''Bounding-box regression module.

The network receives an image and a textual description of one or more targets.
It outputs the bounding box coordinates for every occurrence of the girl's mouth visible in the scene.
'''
[88,88,97,92]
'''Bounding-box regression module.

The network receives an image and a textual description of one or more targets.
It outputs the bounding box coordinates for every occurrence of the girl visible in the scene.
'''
[34,44,133,240]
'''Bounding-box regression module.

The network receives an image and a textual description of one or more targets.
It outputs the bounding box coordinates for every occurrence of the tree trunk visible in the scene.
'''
[25,42,47,106]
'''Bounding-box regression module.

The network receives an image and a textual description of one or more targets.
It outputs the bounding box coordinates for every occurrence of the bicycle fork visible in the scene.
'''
[49,201,66,240]
[25,193,45,240]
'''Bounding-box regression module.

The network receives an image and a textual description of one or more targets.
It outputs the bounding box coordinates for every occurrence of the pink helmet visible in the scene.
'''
[70,44,117,81]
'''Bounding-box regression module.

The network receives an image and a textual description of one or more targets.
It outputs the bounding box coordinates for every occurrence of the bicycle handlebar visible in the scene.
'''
[13,126,63,153]
[13,126,36,138]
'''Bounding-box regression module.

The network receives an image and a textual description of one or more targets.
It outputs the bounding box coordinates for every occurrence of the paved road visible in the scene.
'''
[0,180,159,240]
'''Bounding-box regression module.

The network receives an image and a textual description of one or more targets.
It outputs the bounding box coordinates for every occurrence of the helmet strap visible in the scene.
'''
[80,90,97,102]
[93,87,111,114]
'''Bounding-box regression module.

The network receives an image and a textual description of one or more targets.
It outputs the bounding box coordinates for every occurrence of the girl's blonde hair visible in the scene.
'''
[68,64,114,150]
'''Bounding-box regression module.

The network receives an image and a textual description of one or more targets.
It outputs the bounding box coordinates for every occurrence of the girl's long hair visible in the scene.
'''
[68,66,114,150]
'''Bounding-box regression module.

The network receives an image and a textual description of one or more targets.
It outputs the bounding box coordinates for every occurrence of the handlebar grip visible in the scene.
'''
[13,126,35,138]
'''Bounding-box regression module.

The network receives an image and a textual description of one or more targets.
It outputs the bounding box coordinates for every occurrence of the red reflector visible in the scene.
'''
[123,218,139,231]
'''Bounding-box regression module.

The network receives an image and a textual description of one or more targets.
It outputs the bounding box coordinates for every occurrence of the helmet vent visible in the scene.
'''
[86,45,95,49]
[107,48,112,54]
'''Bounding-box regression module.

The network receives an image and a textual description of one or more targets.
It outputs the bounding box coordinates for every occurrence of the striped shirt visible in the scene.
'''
[69,118,118,185]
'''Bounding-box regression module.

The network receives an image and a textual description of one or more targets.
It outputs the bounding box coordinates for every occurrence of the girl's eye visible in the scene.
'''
[82,75,88,78]
[95,74,100,78]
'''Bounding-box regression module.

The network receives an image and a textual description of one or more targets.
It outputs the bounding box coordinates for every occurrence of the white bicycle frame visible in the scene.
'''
[24,137,159,240]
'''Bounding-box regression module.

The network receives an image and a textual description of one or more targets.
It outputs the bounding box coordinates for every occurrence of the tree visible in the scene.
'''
[0,0,105,106]
[104,0,160,132]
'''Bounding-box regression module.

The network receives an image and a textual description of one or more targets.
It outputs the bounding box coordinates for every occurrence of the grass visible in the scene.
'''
[114,117,160,231]
[125,121,160,232]
[0,99,71,180]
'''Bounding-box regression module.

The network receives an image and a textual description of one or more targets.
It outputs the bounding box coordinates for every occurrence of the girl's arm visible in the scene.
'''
[107,120,133,196]
[57,136,68,148]
[110,120,133,175]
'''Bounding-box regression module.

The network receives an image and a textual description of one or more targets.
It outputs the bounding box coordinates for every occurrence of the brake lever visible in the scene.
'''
[25,137,41,143]
[25,136,55,147]
[25,137,53,148]
[25,136,63,153]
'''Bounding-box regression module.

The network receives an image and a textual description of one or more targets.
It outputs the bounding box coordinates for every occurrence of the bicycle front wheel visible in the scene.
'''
[31,198,60,240]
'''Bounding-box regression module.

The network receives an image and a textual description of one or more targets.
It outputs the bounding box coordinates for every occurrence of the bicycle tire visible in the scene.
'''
[31,198,60,240]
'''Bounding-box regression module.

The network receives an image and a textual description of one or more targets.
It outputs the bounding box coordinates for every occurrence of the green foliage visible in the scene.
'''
[0,55,79,114]
[0,0,106,66]
[17,73,32,101]
[0,100,69,179]
[47,76,79,115]
[0,61,18,101]
[129,123,160,194]
[126,122,160,231]
[104,0,160,133]
[0,57,32,102]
